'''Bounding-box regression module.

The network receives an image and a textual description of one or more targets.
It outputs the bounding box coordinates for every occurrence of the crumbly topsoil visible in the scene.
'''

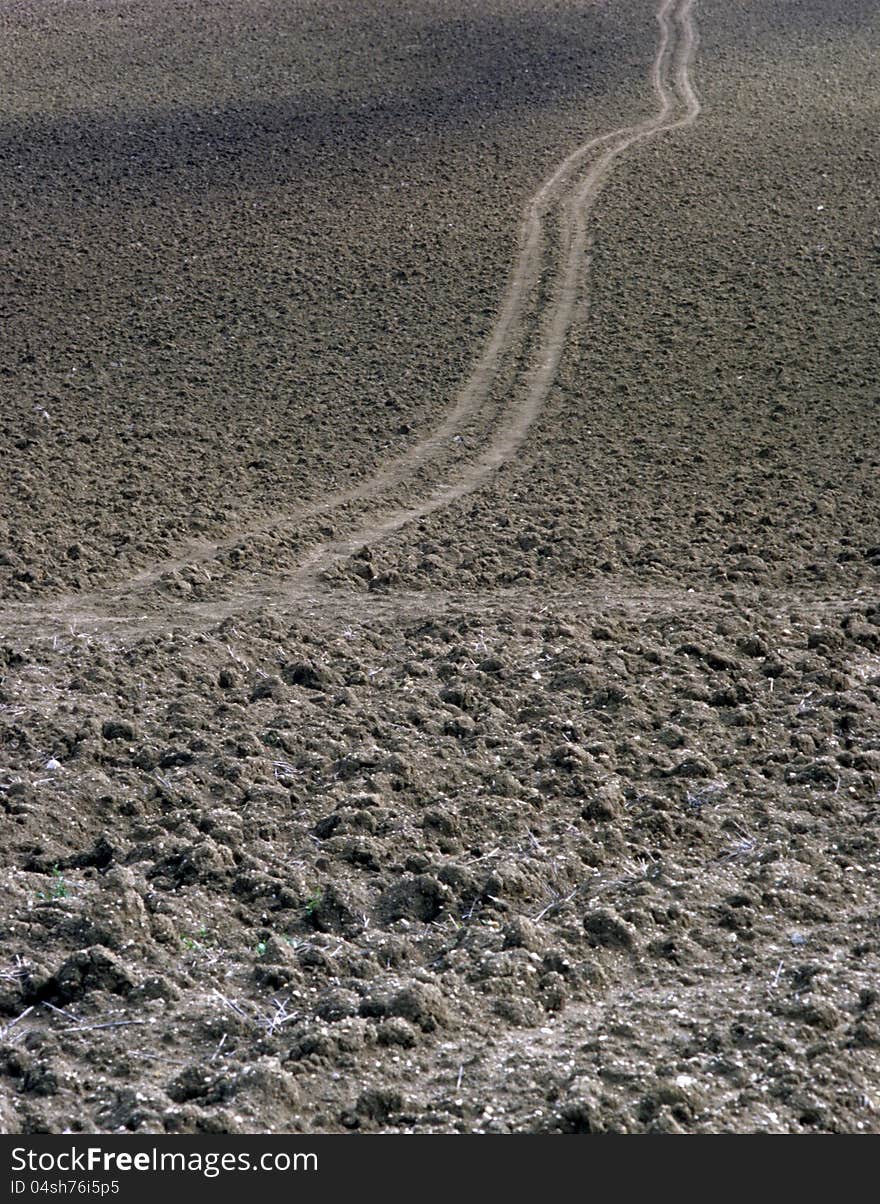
[1,0,878,1134]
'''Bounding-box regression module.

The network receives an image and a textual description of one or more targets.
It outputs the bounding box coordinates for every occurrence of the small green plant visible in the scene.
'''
[255,940,268,957]
[305,891,323,917]
[181,924,213,951]
[36,866,70,902]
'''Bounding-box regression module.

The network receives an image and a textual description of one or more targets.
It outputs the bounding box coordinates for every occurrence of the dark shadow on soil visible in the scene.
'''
[0,5,645,208]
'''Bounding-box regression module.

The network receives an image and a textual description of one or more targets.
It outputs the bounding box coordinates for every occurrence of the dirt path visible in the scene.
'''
[0,0,702,644]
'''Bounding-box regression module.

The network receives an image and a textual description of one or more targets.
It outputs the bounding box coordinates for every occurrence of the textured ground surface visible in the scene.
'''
[1,0,879,1134]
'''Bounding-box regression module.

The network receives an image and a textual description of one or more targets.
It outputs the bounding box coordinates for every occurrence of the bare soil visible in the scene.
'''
[1,0,878,1134]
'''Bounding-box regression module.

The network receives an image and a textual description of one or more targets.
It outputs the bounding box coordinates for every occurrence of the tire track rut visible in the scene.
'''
[249,0,702,600]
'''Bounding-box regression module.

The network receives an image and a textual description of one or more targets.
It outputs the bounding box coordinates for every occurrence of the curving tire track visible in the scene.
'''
[281,0,701,589]
[0,0,701,639]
